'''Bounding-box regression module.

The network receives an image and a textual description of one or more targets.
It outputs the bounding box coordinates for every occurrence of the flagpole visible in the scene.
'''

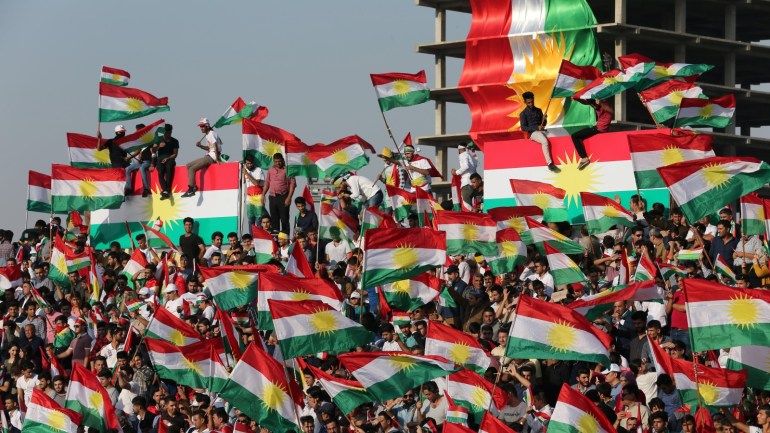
[97,65,102,141]
[25,183,30,229]
[489,293,525,414]
[375,105,415,185]
[637,93,663,129]
[212,300,233,369]
[237,162,244,235]
[671,104,684,136]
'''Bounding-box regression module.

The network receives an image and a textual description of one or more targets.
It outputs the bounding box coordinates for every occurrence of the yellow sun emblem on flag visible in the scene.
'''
[169,329,186,346]
[469,386,489,409]
[602,205,621,218]
[661,146,685,166]
[79,178,97,198]
[55,253,68,272]
[112,73,122,81]
[302,154,314,166]
[727,293,760,329]
[701,163,731,189]
[698,380,719,406]
[125,97,146,113]
[229,271,255,291]
[391,280,413,295]
[387,354,418,372]
[182,356,204,376]
[667,90,686,105]
[501,241,520,258]
[332,149,351,165]
[392,243,419,270]
[698,104,715,118]
[308,309,338,335]
[576,413,600,433]
[548,153,601,206]
[532,192,553,210]
[94,149,111,165]
[652,65,672,79]
[402,198,415,207]
[142,187,185,231]
[248,192,264,207]
[461,223,479,241]
[392,80,412,96]
[261,140,283,158]
[47,409,68,430]
[505,217,526,233]
[571,78,589,92]
[290,290,312,301]
[758,206,766,221]
[139,130,156,145]
[261,382,288,411]
[448,342,471,364]
[546,320,577,353]
[88,390,103,409]
[603,75,622,86]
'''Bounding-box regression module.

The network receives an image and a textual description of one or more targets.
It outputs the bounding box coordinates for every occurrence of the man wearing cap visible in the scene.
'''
[163,284,183,318]
[451,143,479,207]
[182,118,223,197]
[57,317,92,368]
[263,153,296,235]
[155,123,178,200]
[602,364,623,398]
[277,232,291,264]
[377,148,409,190]
[334,173,383,210]
[97,125,129,169]
[403,145,437,193]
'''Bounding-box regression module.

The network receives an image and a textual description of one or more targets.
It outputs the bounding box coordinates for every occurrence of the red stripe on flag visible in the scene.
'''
[101,66,130,78]
[52,164,125,182]
[627,132,713,153]
[98,82,168,106]
[67,132,106,149]
[28,170,51,188]
[370,70,427,86]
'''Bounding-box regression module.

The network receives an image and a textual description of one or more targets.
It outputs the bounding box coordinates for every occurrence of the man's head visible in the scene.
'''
[650,411,668,433]
[470,172,483,190]
[379,323,395,342]
[211,231,223,247]
[716,220,732,238]
[295,196,307,213]
[183,217,194,234]
[576,369,591,387]
[114,124,126,137]
[273,153,286,168]
[522,91,535,107]
[197,118,211,133]
[300,416,315,433]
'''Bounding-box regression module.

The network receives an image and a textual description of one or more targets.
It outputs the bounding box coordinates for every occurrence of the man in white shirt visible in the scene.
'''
[403,145,436,193]
[203,231,223,266]
[4,396,23,433]
[183,118,223,197]
[163,284,184,318]
[519,257,555,296]
[335,173,383,210]
[99,324,126,369]
[451,143,477,208]
[325,238,351,266]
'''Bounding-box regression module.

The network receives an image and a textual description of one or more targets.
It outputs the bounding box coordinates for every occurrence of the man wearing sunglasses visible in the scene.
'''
[386,389,419,431]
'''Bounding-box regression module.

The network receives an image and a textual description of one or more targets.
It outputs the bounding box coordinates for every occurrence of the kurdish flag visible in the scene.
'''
[251,227,278,264]
[633,255,658,282]
[287,140,325,178]
[639,81,706,123]
[627,132,714,189]
[307,135,376,178]
[199,266,259,311]
[370,70,430,112]
[269,299,374,359]
[727,345,770,390]
[257,273,343,330]
[113,118,165,153]
[145,305,202,346]
[658,156,770,222]
[220,343,304,433]
[215,97,268,128]
[241,118,302,169]
[480,412,518,433]
[0,265,22,291]
[677,248,704,261]
[98,82,169,122]
[487,206,543,244]
[146,338,229,392]
[100,66,130,86]
[320,202,359,246]
[48,235,71,289]
[580,192,635,234]
[436,211,497,257]
[51,164,125,212]
[572,62,654,100]
[307,364,375,415]
[659,263,687,282]
[66,133,110,168]
[381,273,441,312]
[741,193,767,236]
[568,280,663,321]
[487,228,527,276]
[23,388,82,433]
[446,369,507,424]
[715,254,737,285]
[64,363,119,431]
[246,186,266,223]
[362,206,398,232]
[425,320,492,375]
[618,53,714,89]
[505,295,613,365]
[361,227,446,289]
[338,352,458,401]
[54,325,76,349]
[141,220,178,251]
[683,278,770,352]
[525,217,584,255]
[509,179,567,222]
[551,60,601,98]
[445,392,470,426]
[673,94,736,128]
[28,170,52,213]
[544,243,587,286]
[671,356,747,410]
[548,383,616,433]
[121,248,148,280]
[386,185,416,221]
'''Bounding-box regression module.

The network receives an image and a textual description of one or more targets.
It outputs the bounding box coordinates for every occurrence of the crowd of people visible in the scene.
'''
[5,109,770,433]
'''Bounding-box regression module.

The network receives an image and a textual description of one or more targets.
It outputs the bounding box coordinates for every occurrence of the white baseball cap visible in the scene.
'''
[197,117,210,126]
[601,363,621,375]
[114,125,126,133]
[164,283,179,293]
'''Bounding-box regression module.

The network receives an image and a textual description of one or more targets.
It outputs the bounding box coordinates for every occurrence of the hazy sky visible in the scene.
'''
[0,1,475,232]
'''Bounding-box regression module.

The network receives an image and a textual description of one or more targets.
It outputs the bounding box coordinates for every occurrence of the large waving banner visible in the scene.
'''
[459,0,602,145]
[91,162,239,249]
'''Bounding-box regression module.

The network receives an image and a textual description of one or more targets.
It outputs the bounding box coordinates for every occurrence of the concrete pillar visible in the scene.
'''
[674,0,686,61]
[434,7,449,198]
[724,3,737,134]
[614,0,627,121]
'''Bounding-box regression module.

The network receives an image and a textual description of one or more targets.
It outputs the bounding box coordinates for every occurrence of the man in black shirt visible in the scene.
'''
[519,91,560,173]
[154,124,179,200]
[97,124,128,169]
[178,217,205,269]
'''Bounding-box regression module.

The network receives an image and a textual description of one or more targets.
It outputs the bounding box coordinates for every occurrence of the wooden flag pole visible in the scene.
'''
[637,93,664,129]
[671,104,684,136]
[375,104,415,185]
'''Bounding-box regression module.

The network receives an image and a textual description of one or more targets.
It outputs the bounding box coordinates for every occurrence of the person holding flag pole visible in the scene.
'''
[182,118,223,198]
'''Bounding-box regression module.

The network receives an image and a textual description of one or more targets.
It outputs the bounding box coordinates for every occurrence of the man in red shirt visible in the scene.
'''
[570,99,614,170]
[263,153,296,235]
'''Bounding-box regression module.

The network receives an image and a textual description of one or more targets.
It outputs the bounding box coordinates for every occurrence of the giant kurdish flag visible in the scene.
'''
[484,129,669,223]
[91,162,239,249]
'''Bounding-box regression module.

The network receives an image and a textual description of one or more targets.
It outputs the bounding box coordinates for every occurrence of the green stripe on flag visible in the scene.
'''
[98,106,170,122]
[505,336,609,366]
[27,200,51,213]
[52,195,124,213]
[446,239,497,257]
[690,323,770,353]
[378,90,430,112]
[727,359,770,390]
[219,382,298,433]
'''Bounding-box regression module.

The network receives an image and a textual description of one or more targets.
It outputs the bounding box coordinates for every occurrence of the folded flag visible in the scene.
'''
[525,216,584,255]
[100,65,130,87]
[361,227,446,289]
[250,227,278,265]
[436,210,497,257]
[0,264,23,291]
[51,164,125,212]
[487,206,543,245]
[551,60,602,98]
[740,193,767,236]
[548,383,616,433]
[306,364,375,415]
[199,265,260,311]
[677,248,703,261]
[444,391,470,426]
[658,156,770,222]
[319,202,359,248]
[145,305,202,346]
[146,338,229,392]
[66,132,110,168]
[98,82,169,122]
[215,97,268,128]
[381,272,441,312]
[446,369,507,423]
[580,192,635,234]
[682,278,770,352]
[543,243,587,286]
[505,295,613,365]
[23,388,82,433]
[425,320,492,375]
[633,255,658,282]
[386,185,416,222]
[618,53,713,89]
[673,94,736,129]
[27,170,52,213]
[569,280,662,321]
[627,132,715,189]
[639,81,706,123]
[370,71,430,112]
[673,356,747,410]
[113,119,165,153]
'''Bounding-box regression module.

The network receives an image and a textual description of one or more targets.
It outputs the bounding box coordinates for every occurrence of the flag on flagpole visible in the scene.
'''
[569,280,662,320]
[22,388,82,433]
[307,135,376,178]
[51,164,125,212]
[241,118,302,169]
[633,255,658,282]
[580,192,636,234]
[673,95,736,128]
[199,266,260,311]
[547,383,616,433]
[27,171,52,213]
[146,338,229,392]
[0,265,23,291]
[446,369,508,423]
[618,53,713,89]
[487,228,527,276]
[250,227,278,264]
[509,179,567,221]
[214,97,268,128]
[286,243,314,278]
[740,193,767,236]
[145,306,202,346]
[543,243,587,286]
[435,211,497,256]
[361,227,446,289]
[66,133,110,168]
[302,185,315,213]
[257,273,343,330]
[551,60,602,98]
[319,202,359,248]
[361,206,398,232]
[676,248,704,261]
[627,132,715,190]
[386,185,416,222]
[425,320,492,375]
[370,71,430,112]
[444,391,470,426]
[64,363,119,431]
[98,82,170,122]
[381,273,441,312]
[658,156,770,223]
[714,254,737,285]
[525,217,584,255]
[639,81,706,123]
[306,364,375,415]
[100,66,130,86]
[113,119,165,153]
[727,345,770,390]
[488,206,543,245]
[572,62,654,100]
